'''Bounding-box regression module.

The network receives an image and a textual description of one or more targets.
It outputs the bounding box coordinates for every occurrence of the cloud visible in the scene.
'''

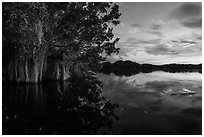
[170,3,202,19]
[197,36,202,40]
[145,44,180,55]
[130,23,142,28]
[144,38,201,56]
[147,30,165,38]
[171,39,198,48]
[129,28,140,34]
[109,40,201,64]
[169,3,202,28]
[124,37,138,44]
[120,22,125,27]
[180,40,197,44]
[182,18,202,28]
[129,23,143,33]
[114,31,124,36]
[138,39,160,45]
[123,37,163,46]
[151,24,162,30]
[172,40,197,44]
[191,33,202,40]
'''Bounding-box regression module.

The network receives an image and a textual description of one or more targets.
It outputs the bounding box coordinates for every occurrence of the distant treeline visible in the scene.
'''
[100,60,202,76]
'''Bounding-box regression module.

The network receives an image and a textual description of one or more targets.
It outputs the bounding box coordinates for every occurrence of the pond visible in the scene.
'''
[2,71,202,135]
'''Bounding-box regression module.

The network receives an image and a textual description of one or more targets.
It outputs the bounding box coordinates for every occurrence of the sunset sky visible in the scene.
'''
[108,2,202,65]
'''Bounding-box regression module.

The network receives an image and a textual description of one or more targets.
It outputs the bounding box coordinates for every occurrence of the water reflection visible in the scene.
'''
[101,68,201,77]
[3,71,202,135]
[3,75,119,135]
[97,71,202,135]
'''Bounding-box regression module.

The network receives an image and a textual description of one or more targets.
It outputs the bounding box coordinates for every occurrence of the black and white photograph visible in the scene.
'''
[2,2,202,135]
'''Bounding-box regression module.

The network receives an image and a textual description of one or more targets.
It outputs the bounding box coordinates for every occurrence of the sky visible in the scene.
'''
[108,2,202,65]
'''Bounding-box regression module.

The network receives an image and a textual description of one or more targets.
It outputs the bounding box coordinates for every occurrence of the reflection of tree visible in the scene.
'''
[3,75,119,135]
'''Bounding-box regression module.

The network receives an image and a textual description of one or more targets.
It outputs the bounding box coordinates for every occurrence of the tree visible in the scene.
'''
[3,2,121,83]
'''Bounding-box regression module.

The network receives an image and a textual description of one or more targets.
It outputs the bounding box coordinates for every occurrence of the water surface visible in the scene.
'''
[97,71,202,134]
[2,71,202,135]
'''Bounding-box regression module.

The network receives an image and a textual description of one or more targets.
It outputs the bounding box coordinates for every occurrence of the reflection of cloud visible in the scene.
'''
[125,71,202,86]
[98,72,202,112]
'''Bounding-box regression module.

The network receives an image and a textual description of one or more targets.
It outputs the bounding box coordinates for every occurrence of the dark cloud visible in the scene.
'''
[180,40,197,44]
[197,36,202,40]
[171,40,179,43]
[151,24,162,30]
[170,3,202,28]
[130,23,142,28]
[170,3,202,19]
[172,40,197,44]
[145,44,180,55]
[182,18,202,28]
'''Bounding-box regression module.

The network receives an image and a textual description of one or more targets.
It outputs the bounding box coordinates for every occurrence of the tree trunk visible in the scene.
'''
[8,58,15,82]
[60,54,70,81]
[6,55,72,83]
[34,59,39,83]
[61,63,70,81]
[7,54,26,83]
[24,60,29,82]
[17,59,26,83]
[38,55,45,82]
[6,53,49,83]
[14,56,18,81]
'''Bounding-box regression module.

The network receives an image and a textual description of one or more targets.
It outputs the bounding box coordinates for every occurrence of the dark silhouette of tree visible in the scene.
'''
[100,60,202,76]
[3,2,121,83]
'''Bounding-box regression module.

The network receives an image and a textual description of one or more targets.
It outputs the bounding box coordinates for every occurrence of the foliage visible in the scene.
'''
[3,2,121,72]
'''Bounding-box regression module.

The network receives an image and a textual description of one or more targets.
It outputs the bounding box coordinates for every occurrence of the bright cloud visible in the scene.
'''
[109,2,202,64]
